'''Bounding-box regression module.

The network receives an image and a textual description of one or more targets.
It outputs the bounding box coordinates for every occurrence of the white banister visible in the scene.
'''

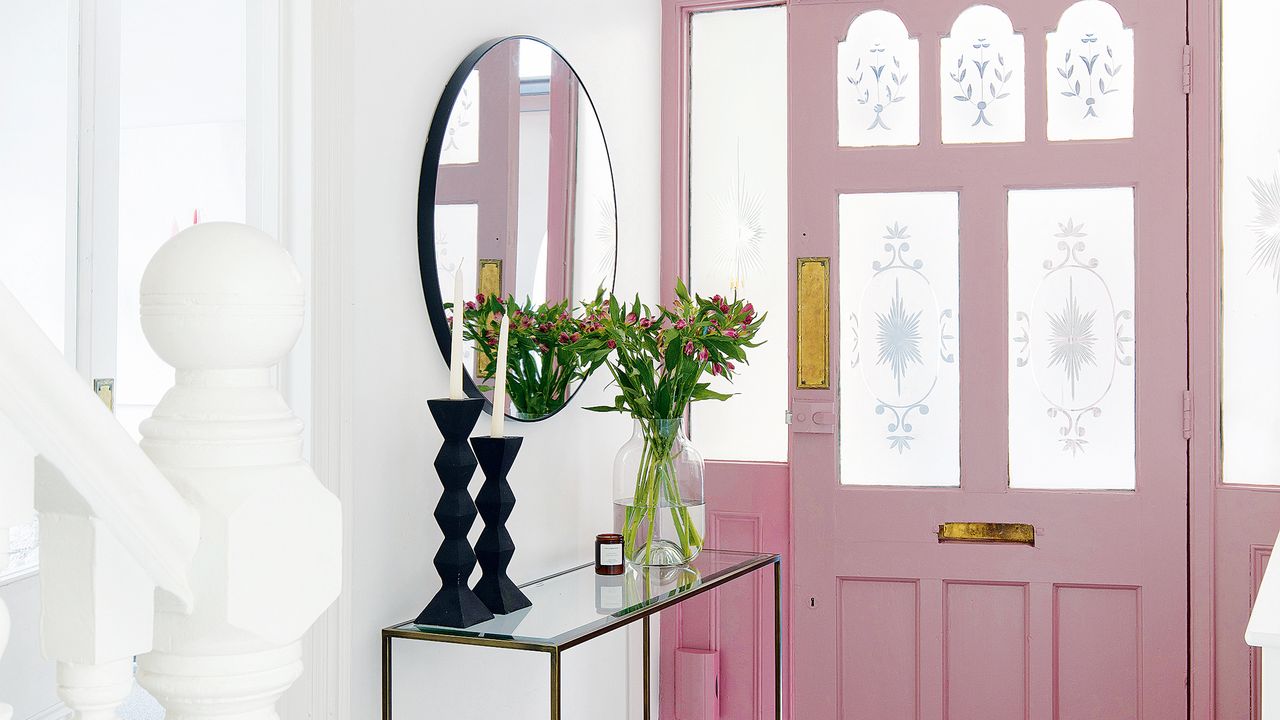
[1249,529,1280,720]
[132,222,341,720]
[0,402,35,720]
[0,281,198,607]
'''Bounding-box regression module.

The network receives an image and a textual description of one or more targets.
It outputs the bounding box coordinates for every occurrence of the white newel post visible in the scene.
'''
[133,223,341,720]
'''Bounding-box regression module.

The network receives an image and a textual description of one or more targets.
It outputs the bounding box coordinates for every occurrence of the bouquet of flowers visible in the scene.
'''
[452,292,607,418]
[573,278,765,565]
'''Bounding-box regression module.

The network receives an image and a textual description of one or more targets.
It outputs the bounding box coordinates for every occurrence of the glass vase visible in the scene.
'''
[612,418,706,566]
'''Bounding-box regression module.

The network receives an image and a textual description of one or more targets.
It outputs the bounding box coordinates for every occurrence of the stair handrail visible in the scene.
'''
[0,281,196,607]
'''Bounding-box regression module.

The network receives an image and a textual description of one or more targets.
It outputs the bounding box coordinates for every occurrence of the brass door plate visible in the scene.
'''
[94,378,114,412]
[476,259,503,377]
[937,522,1035,546]
[796,257,830,390]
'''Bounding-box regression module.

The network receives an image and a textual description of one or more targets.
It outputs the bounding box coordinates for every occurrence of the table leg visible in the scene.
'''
[774,561,782,720]
[382,634,392,720]
[643,615,651,720]
[551,649,562,720]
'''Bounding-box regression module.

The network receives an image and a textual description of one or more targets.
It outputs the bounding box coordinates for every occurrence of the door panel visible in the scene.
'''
[790,2,1188,719]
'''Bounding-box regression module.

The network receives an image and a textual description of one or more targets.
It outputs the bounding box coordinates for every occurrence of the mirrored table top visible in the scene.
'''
[384,549,779,651]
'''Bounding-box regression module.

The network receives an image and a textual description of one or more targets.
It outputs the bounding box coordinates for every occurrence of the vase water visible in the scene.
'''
[612,418,705,566]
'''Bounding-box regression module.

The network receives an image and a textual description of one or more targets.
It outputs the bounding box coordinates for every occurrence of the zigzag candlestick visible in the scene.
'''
[415,398,494,628]
[470,436,532,615]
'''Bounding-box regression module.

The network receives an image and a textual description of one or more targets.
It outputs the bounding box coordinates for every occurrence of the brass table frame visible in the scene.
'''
[382,552,782,720]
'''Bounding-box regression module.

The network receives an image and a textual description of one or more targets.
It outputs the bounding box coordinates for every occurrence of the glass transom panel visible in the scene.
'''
[1046,0,1134,141]
[441,70,479,165]
[839,192,960,487]
[1007,187,1135,490]
[941,4,1025,144]
[837,10,919,148]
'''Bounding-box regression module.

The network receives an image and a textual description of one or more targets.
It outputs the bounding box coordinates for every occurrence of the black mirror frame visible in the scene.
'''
[417,36,619,422]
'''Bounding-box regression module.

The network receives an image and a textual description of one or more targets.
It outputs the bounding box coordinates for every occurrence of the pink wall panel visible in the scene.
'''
[1251,546,1272,720]
[944,582,1028,720]
[659,461,788,720]
[837,578,918,720]
[716,514,764,720]
[1054,586,1140,720]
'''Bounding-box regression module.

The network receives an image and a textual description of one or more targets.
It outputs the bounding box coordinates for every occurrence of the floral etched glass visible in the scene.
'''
[838,192,960,487]
[940,4,1025,144]
[837,9,920,148]
[1045,0,1134,141]
[612,418,706,567]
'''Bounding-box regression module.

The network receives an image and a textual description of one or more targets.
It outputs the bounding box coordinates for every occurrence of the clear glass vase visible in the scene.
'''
[612,418,706,566]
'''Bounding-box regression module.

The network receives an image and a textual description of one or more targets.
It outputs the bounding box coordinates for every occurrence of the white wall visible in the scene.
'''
[347,2,661,718]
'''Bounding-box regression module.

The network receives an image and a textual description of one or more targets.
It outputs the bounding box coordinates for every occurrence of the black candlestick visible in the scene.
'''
[415,398,494,628]
[470,435,532,615]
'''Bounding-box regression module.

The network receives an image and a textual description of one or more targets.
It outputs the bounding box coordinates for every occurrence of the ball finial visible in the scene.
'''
[141,222,304,370]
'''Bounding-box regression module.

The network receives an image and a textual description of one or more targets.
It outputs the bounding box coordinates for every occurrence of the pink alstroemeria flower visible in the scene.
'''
[683,341,695,356]
[698,348,710,362]
[607,339,617,349]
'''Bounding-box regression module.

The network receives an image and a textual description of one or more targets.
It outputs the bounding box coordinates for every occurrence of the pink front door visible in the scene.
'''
[788,2,1189,719]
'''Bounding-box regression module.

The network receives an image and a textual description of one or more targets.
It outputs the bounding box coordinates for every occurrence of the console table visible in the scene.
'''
[382,549,781,720]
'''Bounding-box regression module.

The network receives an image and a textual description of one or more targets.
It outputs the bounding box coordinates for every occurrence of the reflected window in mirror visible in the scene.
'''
[421,36,618,422]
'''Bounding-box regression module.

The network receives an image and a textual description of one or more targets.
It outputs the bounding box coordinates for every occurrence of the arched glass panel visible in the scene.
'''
[837,10,919,148]
[941,4,1025,144]
[1046,0,1134,141]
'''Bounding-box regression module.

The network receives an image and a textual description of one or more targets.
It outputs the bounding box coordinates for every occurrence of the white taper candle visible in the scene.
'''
[490,314,510,437]
[449,266,465,399]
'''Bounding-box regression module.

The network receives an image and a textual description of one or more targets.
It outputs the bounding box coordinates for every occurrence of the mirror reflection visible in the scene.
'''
[425,37,618,421]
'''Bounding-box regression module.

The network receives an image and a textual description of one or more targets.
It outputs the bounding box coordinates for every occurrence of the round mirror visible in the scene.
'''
[418,37,618,422]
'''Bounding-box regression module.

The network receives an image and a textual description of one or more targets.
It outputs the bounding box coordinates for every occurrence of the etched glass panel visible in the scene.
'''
[440,70,480,165]
[838,10,919,148]
[573,87,616,302]
[689,6,788,462]
[839,193,959,487]
[1046,0,1134,141]
[1222,0,1280,485]
[941,5,1025,144]
[1008,188,1135,490]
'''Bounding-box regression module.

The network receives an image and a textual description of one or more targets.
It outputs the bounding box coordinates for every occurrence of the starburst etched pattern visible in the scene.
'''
[1045,277,1098,399]
[714,169,766,291]
[875,279,923,396]
[1249,171,1280,290]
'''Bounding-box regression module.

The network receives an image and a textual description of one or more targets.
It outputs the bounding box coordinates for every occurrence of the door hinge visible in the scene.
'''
[784,409,793,425]
[1182,45,1193,95]
[1183,390,1194,440]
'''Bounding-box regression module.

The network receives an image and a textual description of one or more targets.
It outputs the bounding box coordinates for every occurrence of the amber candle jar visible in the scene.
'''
[595,533,624,575]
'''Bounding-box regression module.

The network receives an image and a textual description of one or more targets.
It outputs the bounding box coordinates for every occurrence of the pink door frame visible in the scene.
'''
[545,58,578,302]
[659,1,794,719]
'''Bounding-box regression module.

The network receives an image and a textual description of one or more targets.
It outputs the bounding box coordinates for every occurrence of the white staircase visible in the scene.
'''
[0,222,340,720]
